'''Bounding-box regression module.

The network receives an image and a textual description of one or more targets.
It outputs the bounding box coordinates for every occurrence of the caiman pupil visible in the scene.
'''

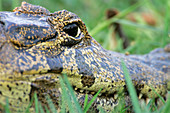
[63,23,81,38]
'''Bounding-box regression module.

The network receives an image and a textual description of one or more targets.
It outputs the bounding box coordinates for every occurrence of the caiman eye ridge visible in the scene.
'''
[63,23,81,38]
[11,32,58,50]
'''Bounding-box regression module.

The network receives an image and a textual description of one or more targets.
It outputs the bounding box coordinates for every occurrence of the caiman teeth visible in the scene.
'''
[156,98,164,107]
[98,93,102,96]
[114,94,118,100]
[80,89,84,93]
[146,98,151,105]
[138,93,143,99]
[85,90,89,94]
[165,93,168,101]
[74,87,78,90]
[91,92,95,95]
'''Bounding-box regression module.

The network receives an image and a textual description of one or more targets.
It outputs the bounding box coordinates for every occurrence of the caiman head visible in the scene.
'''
[0,2,169,112]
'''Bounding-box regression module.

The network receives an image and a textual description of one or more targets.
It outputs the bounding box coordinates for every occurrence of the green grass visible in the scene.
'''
[89,1,146,36]
[121,60,141,113]
[121,60,170,113]
[3,72,170,113]
[4,98,10,113]
[0,0,2,11]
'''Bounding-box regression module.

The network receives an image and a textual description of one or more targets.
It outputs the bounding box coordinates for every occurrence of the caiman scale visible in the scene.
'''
[0,2,170,112]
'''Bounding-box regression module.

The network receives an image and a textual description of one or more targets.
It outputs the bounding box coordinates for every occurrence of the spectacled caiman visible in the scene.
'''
[0,2,169,112]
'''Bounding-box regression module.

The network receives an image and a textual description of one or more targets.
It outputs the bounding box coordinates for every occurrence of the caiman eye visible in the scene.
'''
[63,23,81,38]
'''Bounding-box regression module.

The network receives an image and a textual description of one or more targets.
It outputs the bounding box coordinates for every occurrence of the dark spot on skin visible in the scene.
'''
[0,84,2,86]
[81,75,95,88]
[46,76,50,79]
[155,98,158,106]
[18,97,22,102]
[123,85,127,90]
[8,77,13,79]
[20,70,24,75]
[148,89,151,92]
[138,84,144,89]
[162,66,168,73]
[78,68,80,71]
[71,66,73,72]
[0,91,2,95]
[7,85,12,91]
[16,83,19,86]
[163,96,166,101]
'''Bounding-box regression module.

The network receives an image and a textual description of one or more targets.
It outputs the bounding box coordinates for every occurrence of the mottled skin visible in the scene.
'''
[0,2,170,112]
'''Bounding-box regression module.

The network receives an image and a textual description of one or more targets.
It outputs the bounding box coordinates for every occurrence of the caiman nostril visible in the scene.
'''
[0,15,5,25]
[0,19,5,25]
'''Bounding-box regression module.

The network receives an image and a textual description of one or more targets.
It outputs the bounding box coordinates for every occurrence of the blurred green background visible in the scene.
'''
[0,0,169,54]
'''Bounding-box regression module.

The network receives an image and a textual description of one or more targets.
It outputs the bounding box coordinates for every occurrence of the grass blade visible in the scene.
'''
[97,106,105,113]
[83,94,88,109]
[63,74,83,113]
[150,85,165,104]
[59,76,75,113]
[25,94,34,113]
[90,1,145,36]
[60,86,66,113]
[121,59,142,113]
[45,95,57,113]
[116,19,164,33]
[5,98,10,113]
[162,0,170,47]
[161,95,170,113]
[45,106,50,113]
[39,102,45,113]
[83,88,102,113]
[34,93,39,113]
[121,105,131,113]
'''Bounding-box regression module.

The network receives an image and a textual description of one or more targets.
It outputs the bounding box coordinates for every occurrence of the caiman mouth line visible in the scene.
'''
[72,84,168,106]
[24,70,167,109]
[28,70,168,107]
